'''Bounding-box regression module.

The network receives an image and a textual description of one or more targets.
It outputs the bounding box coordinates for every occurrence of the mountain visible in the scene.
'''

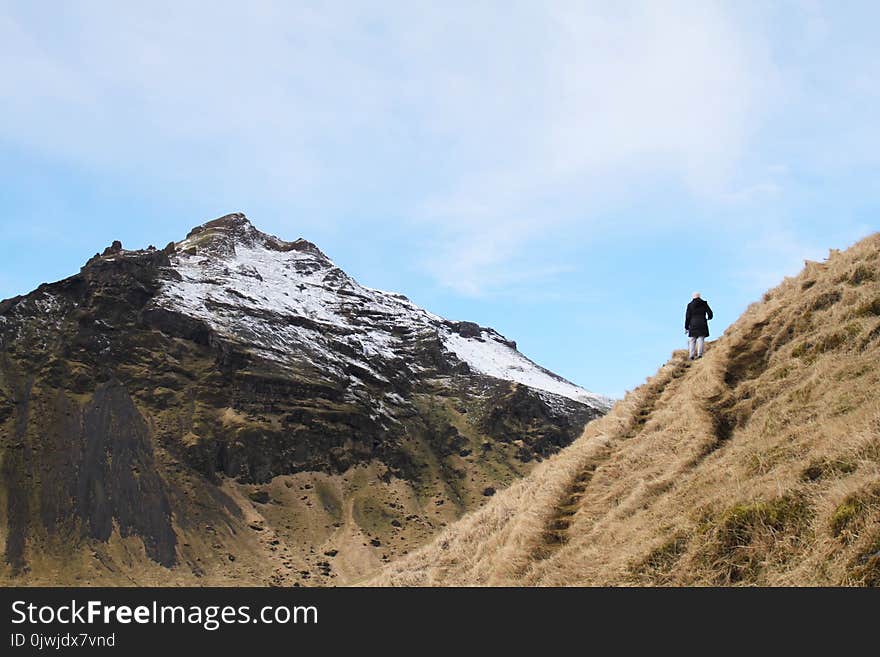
[373,234,880,586]
[0,213,608,585]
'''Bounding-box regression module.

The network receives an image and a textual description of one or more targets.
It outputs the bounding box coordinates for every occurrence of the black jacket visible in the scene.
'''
[685,298,713,338]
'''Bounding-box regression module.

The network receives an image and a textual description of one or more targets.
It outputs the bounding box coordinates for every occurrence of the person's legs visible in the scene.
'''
[688,336,696,359]
[696,336,705,358]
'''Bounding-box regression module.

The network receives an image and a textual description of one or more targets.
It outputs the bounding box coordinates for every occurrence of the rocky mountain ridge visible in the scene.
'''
[0,213,607,585]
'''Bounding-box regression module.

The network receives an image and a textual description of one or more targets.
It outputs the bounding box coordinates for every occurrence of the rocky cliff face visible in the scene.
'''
[0,213,608,585]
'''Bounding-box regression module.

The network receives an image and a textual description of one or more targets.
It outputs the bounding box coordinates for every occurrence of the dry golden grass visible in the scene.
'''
[371,234,880,586]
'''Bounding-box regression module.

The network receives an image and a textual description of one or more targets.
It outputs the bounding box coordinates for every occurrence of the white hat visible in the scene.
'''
[692,291,701,299]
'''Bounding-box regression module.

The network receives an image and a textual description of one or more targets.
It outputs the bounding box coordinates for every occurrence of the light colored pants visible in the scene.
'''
[688,336,705,359]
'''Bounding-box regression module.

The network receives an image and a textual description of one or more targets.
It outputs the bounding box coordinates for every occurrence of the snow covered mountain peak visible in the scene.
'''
[1,214,612,583]
[153,214,610,411]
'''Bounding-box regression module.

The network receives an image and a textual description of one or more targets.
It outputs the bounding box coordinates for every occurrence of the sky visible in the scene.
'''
[1,2,879,398]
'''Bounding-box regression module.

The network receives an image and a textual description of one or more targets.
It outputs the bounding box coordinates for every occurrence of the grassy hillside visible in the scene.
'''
[372,234,880,586]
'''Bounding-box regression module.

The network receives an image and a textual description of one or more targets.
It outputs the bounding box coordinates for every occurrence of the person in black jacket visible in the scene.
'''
[685,292,713,360]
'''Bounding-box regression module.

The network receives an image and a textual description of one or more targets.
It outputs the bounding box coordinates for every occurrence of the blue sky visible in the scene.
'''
[1,2,879,398]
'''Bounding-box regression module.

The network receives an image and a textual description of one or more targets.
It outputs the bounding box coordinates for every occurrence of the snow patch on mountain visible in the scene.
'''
[441,332,610,408]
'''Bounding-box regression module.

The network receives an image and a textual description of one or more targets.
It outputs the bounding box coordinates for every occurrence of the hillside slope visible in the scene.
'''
[0,213,607,586]
[373,234,880,586]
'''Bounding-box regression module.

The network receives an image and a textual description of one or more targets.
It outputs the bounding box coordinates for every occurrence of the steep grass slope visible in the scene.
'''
[373,234,880,586]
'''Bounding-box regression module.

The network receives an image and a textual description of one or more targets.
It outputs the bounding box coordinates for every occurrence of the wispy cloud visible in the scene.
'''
[0,2,876,299]
[410,2,778,292]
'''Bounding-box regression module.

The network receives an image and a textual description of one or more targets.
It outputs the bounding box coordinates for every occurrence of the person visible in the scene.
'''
[685,292,713,360]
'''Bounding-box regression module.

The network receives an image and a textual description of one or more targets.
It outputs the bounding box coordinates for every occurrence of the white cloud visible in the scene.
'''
[411,2,777,292]
[0,2,837,296]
